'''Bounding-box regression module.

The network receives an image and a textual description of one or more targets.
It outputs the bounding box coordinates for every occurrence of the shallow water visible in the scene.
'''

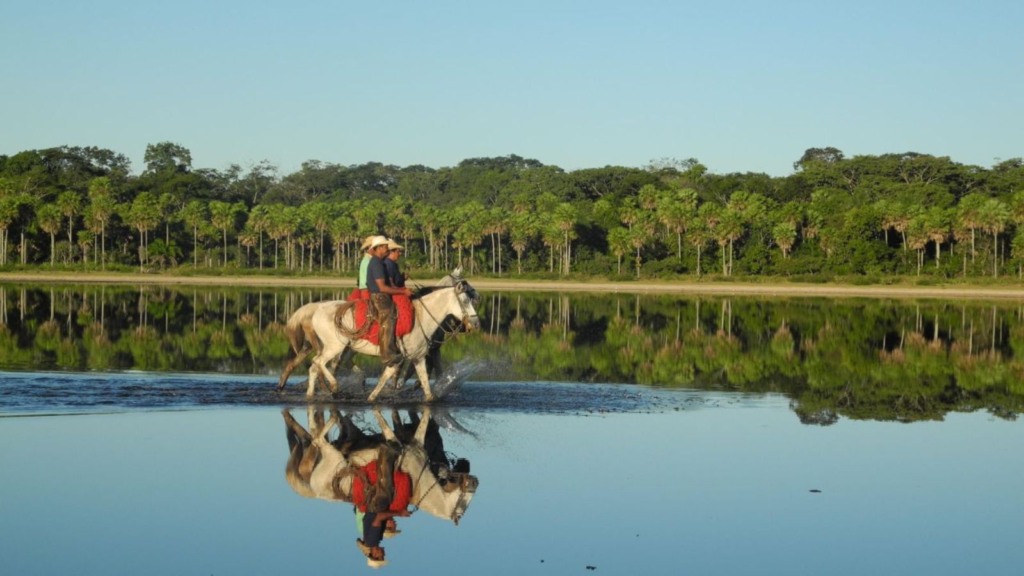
[1,374,1021,575]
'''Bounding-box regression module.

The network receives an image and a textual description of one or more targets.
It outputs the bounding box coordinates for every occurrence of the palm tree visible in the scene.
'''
[923,207,950,269]
[657,188,697,261]
[87,177,116,268]
[956,193,987,263]
[452,202,485,273]
[628,226,645,278]
[0,195,18,266]
[687,222,711,277]
[246,204,271,270]
[209,201,243,268]
[328,211,357,272]
[979,198,1010,278]
[124,192,161,271]
[158,192,178,246]
[906,215,929,275]
[413,201,441,270]
[772,221,797,260]
[181,200,208,267]
[607,226,630,275]
[509,212,535,275]
[695,203,721,277]
[485,206,510,276]
[301,201,333,270]
[553,203,578,275]
[56,191,81,262]
[1012,228,1024,279]
[37,204,62,266]
[717,209,743,276]
[238,226,259,268]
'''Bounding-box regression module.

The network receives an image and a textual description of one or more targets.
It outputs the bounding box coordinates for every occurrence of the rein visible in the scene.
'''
[414,284,474,346]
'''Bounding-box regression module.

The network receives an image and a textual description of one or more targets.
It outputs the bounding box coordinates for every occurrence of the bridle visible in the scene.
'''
[404,448,476,525]
[414,281,478,343]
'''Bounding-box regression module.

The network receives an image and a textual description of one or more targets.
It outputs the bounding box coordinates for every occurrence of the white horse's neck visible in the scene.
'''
[401,288,460,357]
[399,447,463,521]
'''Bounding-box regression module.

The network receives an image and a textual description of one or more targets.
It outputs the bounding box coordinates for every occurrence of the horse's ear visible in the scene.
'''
[454,280,465,293]
[452,265,463,278]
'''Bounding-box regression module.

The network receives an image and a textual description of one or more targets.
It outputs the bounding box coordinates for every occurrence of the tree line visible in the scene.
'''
[2,143,1023,280]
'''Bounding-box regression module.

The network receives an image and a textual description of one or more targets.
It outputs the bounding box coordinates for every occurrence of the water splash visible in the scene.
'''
[430,359,486,399]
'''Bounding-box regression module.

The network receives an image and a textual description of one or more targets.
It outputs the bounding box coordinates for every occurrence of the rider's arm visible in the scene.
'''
[374,278,411,296]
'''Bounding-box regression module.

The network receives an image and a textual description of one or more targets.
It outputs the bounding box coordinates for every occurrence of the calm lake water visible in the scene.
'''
[1,283,1022,575]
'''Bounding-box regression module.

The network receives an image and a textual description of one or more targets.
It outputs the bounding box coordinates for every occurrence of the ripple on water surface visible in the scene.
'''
[0,363,752,416]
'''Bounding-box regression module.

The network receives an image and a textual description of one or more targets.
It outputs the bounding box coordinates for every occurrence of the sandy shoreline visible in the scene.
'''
[2,271,1024,300]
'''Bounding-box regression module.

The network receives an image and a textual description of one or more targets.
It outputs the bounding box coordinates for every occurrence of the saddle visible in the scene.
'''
[337,289,414,346]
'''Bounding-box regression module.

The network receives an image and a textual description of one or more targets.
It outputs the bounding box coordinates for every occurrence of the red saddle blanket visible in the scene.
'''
[347,289,414,346]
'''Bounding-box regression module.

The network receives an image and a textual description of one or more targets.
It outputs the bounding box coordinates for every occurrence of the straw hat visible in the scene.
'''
[357,539,389,568]
[367,235,389,250]
[386,239,404,251]
[360,236,375,250]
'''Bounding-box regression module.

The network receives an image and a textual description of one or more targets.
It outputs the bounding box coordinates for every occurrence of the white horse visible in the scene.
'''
[306,278,480,402]
[282,406,478,525]
[276,267,468,392]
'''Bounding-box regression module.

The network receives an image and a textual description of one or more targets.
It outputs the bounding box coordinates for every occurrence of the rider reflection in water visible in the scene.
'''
[353,440,413,568]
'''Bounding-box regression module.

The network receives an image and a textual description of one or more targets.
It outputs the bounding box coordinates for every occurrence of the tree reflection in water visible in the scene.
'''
[0,282,1022,422]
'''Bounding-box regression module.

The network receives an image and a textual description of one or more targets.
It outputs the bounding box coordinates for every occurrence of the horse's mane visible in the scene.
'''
[411,284,451,300]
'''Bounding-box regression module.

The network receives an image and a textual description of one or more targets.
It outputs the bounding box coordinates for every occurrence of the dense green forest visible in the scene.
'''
[2,143,1023,280]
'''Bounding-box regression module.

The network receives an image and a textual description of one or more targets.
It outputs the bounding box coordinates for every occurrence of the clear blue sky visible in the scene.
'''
[2,0,1021,177]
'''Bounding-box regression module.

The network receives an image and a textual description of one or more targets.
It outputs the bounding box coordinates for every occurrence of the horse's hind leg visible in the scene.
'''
[308,341,346,397]
[278,345,313,391]
[282,409,312,449]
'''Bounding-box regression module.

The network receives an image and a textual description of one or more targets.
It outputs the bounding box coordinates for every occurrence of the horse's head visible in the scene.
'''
[442,471,478,526]
[452,279,480,332]
[436,265,465,288]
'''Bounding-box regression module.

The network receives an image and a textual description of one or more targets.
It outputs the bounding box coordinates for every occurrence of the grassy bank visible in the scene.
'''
[1,268,1024,300]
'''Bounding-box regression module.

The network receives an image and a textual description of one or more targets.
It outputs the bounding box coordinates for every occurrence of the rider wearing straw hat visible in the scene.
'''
[384,239,406,289]
[365,235,412,367]
[356,235,375,298]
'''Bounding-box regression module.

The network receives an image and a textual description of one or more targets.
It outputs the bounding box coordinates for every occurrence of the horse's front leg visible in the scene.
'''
[373,408,398,442]
[414,359,434,402]
[413,406,432,443]
[368,365,399,402]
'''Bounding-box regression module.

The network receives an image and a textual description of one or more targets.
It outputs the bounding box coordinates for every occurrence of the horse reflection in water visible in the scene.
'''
[282,405,478,567]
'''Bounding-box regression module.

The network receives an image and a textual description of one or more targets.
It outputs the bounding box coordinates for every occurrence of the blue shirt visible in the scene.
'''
[362,513,385,548]
[383,259,404,288]
[366,256,388,294]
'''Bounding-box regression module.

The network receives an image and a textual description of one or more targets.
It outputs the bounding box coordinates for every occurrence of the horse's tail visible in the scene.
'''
[282,411,318,498]
[286,303,320,354]
[277,303,322,390]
